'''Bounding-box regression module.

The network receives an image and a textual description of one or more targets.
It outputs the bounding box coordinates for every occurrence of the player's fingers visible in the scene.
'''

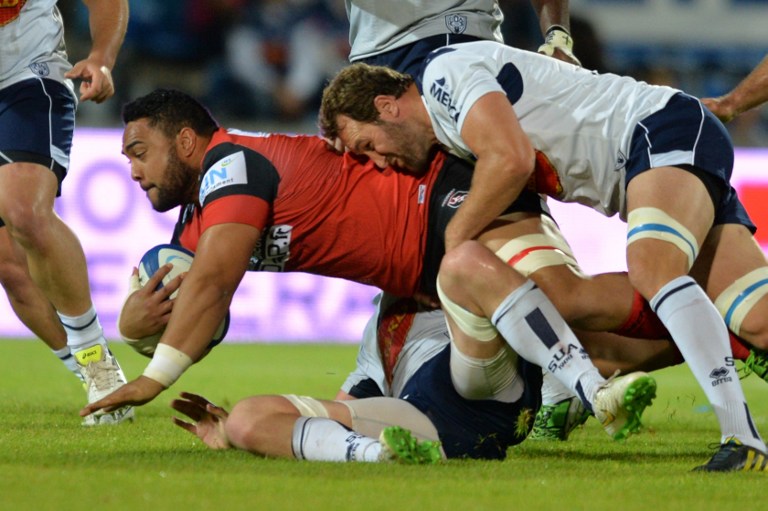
[162,274,184,297]
[171,416,197,433]
[206,403,229,420]
[144,264,173,293]
[128,272,141,293]
[178,391,215,408]
[170,398,207,421]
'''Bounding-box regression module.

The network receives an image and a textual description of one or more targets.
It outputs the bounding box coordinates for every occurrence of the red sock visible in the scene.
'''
[729,332,751,361]
[613,290,670,339]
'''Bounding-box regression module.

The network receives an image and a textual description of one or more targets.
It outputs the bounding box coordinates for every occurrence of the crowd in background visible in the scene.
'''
[58,0,768,146]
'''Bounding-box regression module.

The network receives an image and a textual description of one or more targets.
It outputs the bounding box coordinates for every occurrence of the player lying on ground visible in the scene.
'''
[171,293,543,463]
[169,294,678,462]
[82,89,658,446]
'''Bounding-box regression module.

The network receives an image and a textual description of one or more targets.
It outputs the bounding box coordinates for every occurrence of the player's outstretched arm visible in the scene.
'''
[702,54,768,122]
[65,0,129,102]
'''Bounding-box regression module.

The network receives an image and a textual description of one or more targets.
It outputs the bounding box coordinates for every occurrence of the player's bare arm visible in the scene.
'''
[443,92,535,252]
[702,54,768,123]
[65,0,129,103]
[80,222,260,417]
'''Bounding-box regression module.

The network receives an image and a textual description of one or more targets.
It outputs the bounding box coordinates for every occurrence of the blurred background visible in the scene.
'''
[58,0,768,146]
[2,0,765,343]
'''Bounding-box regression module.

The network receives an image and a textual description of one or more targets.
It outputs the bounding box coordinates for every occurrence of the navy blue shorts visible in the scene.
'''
[627,92,755,231]
[356,34,483,77]
[0,78,76,190]
[399,344,543,460]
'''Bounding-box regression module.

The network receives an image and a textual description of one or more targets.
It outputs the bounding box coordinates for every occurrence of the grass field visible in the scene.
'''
[0,339,765,511]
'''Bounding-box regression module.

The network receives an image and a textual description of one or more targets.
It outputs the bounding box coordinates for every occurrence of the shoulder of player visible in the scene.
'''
[202,142,278,177]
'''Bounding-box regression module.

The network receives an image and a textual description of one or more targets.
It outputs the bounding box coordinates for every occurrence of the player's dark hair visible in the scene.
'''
[122,89,219,138]
[319,63,414,139]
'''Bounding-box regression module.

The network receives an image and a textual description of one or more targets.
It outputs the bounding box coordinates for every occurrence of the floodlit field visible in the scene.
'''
[0,340,765,511]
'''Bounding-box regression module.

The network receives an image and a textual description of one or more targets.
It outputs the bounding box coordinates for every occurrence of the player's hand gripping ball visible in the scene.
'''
[126,244,230,356]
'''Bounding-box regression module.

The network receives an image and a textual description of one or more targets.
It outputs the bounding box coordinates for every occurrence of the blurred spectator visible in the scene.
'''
[115,0,241,107]
[206,0,349,122]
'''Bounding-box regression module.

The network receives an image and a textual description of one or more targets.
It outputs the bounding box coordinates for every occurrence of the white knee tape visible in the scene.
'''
[627,207,699,270]
[436,279,498,342]
[283,395,330,418]
[495,234,581,277]
[714,267,768,334]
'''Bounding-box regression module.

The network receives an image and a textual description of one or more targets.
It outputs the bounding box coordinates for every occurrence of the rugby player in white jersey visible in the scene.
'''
[0,0,132,424]
[319,41,768,472]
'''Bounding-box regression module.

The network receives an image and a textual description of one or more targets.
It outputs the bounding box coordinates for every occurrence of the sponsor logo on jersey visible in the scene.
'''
[249,224,292,272]
[29,62,50,77]
[418,184,426,204]
[444,189,468,208]
[0,0,26,28]
[429,78,460,122]
[444,14,467,34]
[198,151,248,206]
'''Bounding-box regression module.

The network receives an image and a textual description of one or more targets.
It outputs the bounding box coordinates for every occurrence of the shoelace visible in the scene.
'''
[85,360,119,392]
[705,441,740,465]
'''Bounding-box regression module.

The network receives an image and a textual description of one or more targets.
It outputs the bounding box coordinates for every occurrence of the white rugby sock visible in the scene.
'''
[291,417,381,462]
[449,343,523,403]
[540,371,574,406]
[58,306,106,350]
[651,276,765,450]
[490,281,604,413]
[52,346,84,382]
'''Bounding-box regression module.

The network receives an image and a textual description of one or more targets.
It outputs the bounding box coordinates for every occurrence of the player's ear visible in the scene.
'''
[374,95,398,120]
[176,127,196,157]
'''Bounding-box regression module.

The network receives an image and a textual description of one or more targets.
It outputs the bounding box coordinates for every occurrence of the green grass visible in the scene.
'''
[0,340,766,511]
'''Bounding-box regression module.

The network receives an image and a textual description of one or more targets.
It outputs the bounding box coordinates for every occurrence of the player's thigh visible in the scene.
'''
[625,166,715,289]
[340,397,439,441]
[0,79,73,219]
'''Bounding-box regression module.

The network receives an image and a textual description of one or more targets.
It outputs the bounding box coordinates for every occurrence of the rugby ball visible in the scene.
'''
[126,244,230,357]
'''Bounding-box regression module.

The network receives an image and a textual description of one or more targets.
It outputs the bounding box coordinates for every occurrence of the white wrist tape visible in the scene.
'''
[538,27,581,66]
[143,343,193,388]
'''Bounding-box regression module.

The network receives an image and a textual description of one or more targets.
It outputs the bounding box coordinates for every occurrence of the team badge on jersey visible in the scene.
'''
[444,14,467,34]
[199,150,248,206]
[29,62,50,77]
[0,0,26,27]
[444,189,468,208]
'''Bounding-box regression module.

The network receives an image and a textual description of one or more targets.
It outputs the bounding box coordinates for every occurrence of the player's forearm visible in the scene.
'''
[82,0,129,69]
[444,162,529,251]
[727,55,768,117]
[530,0,571,34]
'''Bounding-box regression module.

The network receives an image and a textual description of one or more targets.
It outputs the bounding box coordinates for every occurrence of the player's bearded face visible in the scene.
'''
[378,119,432,174]
[151,146,198,212]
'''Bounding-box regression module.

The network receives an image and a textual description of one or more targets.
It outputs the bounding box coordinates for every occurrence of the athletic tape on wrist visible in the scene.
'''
[143,343,193,387]
[537,27,580,66]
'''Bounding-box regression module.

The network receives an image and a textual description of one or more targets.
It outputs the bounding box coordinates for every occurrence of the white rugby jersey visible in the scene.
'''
[0,0,74,94]
[341,293,448,398]
[421,41,680,218]
[346,1,503,62]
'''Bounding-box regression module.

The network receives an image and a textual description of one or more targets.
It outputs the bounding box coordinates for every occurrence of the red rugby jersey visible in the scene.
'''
[175,129,444,296]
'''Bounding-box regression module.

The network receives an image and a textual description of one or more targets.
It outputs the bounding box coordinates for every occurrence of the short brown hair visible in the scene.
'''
[319,63,414,139]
